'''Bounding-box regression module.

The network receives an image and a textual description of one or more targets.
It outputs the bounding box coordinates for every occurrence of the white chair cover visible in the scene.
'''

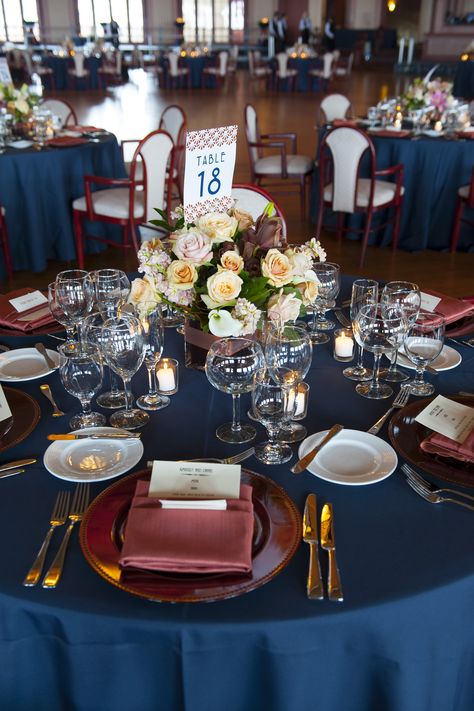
[245,104,259,165]
[325,128,371,212]
[320,94,352,122]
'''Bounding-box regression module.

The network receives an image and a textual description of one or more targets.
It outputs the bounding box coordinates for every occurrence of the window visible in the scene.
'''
[182,0,245,44]
[77,0,144,44]
[0,0,39,43]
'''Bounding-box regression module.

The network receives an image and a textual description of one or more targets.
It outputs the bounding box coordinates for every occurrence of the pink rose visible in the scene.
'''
[267,290,302,325]
[172,230,213,265]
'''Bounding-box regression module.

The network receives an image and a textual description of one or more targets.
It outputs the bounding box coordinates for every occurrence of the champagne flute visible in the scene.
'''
[58,342,105,429]
[307,262,341,344]
[134,303,170,412]
[82,312,127,409]
[205,338,265,444]
[55,270,93,343]
[47,282,76,344]
[252,378,297,465]
[101,315,148,429]
[380,281,421,382]
[404,312,445,396]
[353,304,407,399]
[343,279,378,381]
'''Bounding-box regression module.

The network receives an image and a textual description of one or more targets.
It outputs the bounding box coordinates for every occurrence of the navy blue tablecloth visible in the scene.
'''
[0,276,474,710]
[287,57,323,91]
[42,55,102,90]
[0,135,127,276]
[310,132,474,251]
[453,60,474,99]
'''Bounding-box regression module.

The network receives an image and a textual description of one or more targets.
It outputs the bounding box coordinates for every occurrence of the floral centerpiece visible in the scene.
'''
[130,204,326,338]
[402,77,454,114]
[0,83,40,123]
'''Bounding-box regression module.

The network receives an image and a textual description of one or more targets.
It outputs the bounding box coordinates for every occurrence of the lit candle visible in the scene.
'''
[294,391,306,417]
[394,119,401,130]
[335,333,354,359]
[434,121,442,132]
[157,362,176,392]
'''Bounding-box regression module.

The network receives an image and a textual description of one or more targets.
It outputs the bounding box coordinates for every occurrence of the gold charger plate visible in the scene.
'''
[80,467,301,603]
[0,387,41,452]
[389,395,473,488]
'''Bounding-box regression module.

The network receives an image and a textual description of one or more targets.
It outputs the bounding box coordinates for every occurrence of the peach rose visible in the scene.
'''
[205,270,243,305]
[166,260,198,290]
[232,207,254,231]
[128,277,158,306]
[267,290,302,325]
[220,251,244,273]
[261,249,293,287]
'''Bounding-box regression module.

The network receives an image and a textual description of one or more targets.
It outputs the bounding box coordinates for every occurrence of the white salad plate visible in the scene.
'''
[0,347,59,382]
[397,345,462,372]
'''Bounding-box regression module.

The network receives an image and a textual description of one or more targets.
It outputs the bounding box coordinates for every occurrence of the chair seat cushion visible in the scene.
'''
[254,154,314,175]
[124,161,177,183]
[253,67,271,77]
[73,187,144,219]
[323,178,404,208]
[277,70,298,78]
[459,184,470,199]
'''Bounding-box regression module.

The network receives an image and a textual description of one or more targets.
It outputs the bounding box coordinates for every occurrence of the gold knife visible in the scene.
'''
[0,458,36,473]
[320,503,344,602]
[302,494,324,600]
[291,424,344,474]
[47,433,141,440]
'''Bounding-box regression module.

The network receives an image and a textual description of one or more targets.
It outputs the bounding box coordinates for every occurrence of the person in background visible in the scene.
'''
[278,12,288,49]
[323,16,335,52]
[299,12,312,45]
[109,18,119,49]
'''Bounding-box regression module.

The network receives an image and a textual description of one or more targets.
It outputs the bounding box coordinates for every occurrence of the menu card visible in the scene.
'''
[415,395,474,444]
[9,290,48,313]
[0,385,12,423]
[149,460,241,500]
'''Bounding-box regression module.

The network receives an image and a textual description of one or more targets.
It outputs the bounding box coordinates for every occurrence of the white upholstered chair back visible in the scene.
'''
[325,128,371,212]
[322,52,335,79]
[132,131,174,222]
[230,45,239,61]
[167,53,180,76]
[115,51,122,74]
[244,104,259,165]
[159,105,186,146]
[217,51,228,76]
[73,52,86,77]
[276,52,289,77]
[231,186,287,239]
[320,94,352,122]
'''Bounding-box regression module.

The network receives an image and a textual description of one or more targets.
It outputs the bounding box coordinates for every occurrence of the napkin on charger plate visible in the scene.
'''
[332,118,358,128]
[0,288,56,332]
[420,428,474,464]
[421,289,474,336]
[118,481,254,574]
[368,128,411,138]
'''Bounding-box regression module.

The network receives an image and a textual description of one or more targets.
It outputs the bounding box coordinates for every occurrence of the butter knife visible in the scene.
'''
[291,424,344,474]
[0,468,26,479]
[397,352,438,376]
[0,458,36,473]
[302,494,324,600]
[320,503,344,602]
[47,433,141,440]
[35,342,57,370]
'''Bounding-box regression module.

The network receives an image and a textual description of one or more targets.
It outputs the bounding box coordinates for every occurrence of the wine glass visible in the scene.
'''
[134,303,170,412]
[307,262,341,344]
[343,279,378,381]
[380,281,420,382]
[82,312,127,409]
[101,315,149,429]
[404,311,445,397]
[264,324,313,442]
[205,338,265,444]
[90,269,130,319]
[55,270,93,342]
[58,342,105,430]
[353,304,407,400]
[252,378,296,465]
[47,282,76,343]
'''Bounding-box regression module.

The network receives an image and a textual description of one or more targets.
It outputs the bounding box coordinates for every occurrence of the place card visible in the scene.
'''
[149,460,241,499]
[8,290,48,313]
[17,306,51,323]
[159,499,227,510]
[183,125,237,222]
[415,395,474,444]
[420,292,442,312]
[0,385,12,423]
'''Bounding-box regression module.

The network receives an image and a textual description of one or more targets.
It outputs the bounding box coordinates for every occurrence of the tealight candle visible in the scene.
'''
[393,119,401,129]
[156,358,179,394]
[287,382,309,421]
[334,329,354,362]
[434,120,442,132]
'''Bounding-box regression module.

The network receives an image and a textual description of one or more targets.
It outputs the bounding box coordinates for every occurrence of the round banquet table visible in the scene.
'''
[41,54,102,90]
[453,60,474,100]
[0,134,127,277]
[0,276,474,711]
[310,131,474,252]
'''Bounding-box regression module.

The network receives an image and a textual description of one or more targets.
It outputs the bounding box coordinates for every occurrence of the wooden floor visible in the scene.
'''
[3,65,473,297]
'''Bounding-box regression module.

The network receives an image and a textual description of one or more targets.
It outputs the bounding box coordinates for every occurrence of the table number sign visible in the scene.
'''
[183,125,238,222]
[0,385,12,423]
[9,290,48,313]
[0,58,12,85]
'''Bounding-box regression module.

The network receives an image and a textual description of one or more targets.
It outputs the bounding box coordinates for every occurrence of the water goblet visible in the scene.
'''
[101,315,149,429]
[353,304,407,400]
[55,270,94,342]
[82,312,127,409]
[58,342,105,430]
[343,279,378,382]
[404,312,445,397]
[307,262,341,344]
[205,338,265,444]
[133,303,170,412]
[252,378,297,465]
[367,106,378,127]
[47,282,76,343]
[380,281,420,382]
[90,269,130,319]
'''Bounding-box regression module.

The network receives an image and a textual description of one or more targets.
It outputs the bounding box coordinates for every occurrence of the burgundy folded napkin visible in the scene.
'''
[420,428,474,464]
[369,129,411,138]
[119,481,254,575]
[422,289,474,326]
[0,289,56,332]
[66,124,102,132]
[332,118,358,128]
[46,136,89,148]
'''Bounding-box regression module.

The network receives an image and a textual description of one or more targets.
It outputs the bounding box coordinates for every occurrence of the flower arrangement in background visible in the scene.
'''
[402,77,454,114]
[0,83,40,122]
[130,204,326,337]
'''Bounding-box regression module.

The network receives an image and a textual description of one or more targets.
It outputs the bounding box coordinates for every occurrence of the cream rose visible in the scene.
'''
[196,212,238,243]
[128,277,158,306]
[14,98,29,115]
[261,249,293,287]
[220,251,244,273]
[284,247,313,278]
[205,270,243,306]
[267,291,301,325]
[295,280,318,306]
[167,260,198,290]
[232,207,254,231]
[172,230,213,265]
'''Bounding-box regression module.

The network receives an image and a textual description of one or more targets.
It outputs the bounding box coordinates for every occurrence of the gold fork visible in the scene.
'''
[23,490,70,587]
[42,483,90,589]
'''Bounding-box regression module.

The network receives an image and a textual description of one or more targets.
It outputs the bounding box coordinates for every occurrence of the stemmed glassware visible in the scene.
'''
[82,313,127,409]
[205,337,265,444]
[101,315,148,429]
[55,270,93,342]
[380,281,421,382]
[90,269,130,319]
[58,342,105,430]
[47,282,76,344]
[343,279,378,381]
[252,378,296,465]
[353,303,407,400]
[264,324,312,442]
[134,304,169,412]
[403,311,445,396]
[307,262,341,344]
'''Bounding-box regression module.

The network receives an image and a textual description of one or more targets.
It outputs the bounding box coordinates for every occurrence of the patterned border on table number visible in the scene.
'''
[186,125,238,151]
[185,196,234,222]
